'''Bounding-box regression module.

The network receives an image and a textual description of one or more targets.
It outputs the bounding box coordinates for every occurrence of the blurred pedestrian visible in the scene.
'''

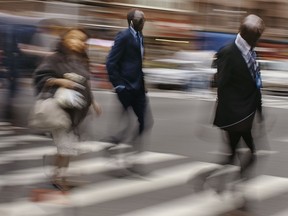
[105,8,154,175]
[33,28,101,190]
[188,15,265,197]
[213,14,265,179]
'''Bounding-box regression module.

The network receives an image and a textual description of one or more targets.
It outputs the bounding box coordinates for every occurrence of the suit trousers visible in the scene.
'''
[111,88,153,153]
[223,113,256,178]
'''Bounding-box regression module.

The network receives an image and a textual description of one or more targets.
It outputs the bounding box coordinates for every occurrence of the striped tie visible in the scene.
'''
[249,50,262,89]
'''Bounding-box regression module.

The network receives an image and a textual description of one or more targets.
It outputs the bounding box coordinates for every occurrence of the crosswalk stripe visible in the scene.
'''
[0,131,15,136]
[0,200,63,216]
[1,173,288,216]
[1,146,57,160]
[0,135,52,142]
[116,190,243,216]
[243,175,288,201]
[69,173,288,214]
[0,129,287,216]
[0,141,113,161]
[271,209,288,216]
[69,162,221,207]
[0,151,187,186]
[208,149,278,156]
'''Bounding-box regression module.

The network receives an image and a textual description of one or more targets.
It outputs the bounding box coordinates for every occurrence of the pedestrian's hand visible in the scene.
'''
[92,101,102,116]
[115,85,125,93]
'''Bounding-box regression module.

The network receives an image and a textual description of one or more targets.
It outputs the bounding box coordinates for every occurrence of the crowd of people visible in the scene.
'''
[0,8,267,214]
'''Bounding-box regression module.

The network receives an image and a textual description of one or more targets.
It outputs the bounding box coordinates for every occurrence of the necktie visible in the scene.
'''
[249,50,262,89]
[136,32,141,47]
[136,32,144,58]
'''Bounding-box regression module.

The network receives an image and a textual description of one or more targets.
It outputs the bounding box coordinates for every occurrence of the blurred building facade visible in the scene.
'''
[0,0,287,88]
[1,0,288,39]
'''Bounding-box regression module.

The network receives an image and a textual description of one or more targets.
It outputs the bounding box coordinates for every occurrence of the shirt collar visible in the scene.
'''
[235,33,251,55]
[129,26,137,37]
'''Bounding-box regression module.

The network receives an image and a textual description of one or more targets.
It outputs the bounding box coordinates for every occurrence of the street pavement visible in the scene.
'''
[1,86,288,215]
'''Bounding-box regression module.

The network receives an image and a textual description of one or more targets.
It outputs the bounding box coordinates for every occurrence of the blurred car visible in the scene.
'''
[143,51,216,90]
[260,60,288,93]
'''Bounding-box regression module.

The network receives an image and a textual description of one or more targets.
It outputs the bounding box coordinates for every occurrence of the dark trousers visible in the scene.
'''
[117,88,147,134]
[225,130,256,176]
[223,114,256,178]
[110,88,153,152]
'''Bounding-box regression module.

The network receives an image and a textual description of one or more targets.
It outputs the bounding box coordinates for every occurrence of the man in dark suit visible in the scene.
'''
[105,9,153,174]
[213,14,265,178]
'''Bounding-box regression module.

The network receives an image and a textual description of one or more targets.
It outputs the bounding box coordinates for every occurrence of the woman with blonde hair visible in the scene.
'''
[34,28,101,190]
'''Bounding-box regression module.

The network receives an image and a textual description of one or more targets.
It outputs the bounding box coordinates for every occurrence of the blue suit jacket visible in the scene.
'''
[106,28,144,90]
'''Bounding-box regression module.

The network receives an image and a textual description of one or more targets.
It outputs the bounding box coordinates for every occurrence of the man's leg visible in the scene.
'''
[105,90,133,145]
[225,130,242,165]
[241,131,256,178]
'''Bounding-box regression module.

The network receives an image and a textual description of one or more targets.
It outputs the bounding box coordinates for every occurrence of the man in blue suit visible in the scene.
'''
[106,9,153,175]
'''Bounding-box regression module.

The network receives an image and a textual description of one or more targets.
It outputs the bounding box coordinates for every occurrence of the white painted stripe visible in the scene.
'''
[1,141,111,160]
[0,122,11,126]
[0,141,17,148]
[69,172,288,208]
[147,91,215,101]
[0,151,187,186]
[1,146,57,160]
[271,209,288,216]
[0,130,15,136]
[1,171,288,216]
[69,162,221,207]
[243,175,288,201]
[0,135,52,142]
[116,190,243,216]
[208,149,278,156]
[0,200,63,216]
[266,105,288,109]
[0,157,12,165]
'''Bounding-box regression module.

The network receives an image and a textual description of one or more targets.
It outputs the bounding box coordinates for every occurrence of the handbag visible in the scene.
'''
[54,87,86,109]
[28,98,72,131]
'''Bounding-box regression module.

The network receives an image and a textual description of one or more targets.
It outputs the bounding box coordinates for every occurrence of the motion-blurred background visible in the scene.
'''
[1,0,288,95]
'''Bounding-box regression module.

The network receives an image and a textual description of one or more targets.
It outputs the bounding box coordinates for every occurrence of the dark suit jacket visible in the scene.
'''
[213,43,262,129]
[106,28,144,90]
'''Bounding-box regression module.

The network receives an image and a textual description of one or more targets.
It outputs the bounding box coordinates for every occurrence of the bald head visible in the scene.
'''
[127,9,145,32]
[239,14,265,48]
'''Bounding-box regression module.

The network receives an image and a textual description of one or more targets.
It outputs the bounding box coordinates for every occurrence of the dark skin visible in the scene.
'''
[131,10,145,32]
[239,15,264,48]
[240,27,262,48]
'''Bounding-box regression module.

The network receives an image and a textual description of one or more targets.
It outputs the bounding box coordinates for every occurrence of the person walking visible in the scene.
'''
[105,8,153,175]
[33,28,101,190]
[213,14,265,179]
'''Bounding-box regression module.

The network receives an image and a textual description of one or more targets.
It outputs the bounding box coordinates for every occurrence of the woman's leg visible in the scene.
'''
[51,129,79,191]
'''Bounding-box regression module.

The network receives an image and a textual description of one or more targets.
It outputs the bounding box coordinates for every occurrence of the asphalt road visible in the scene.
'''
[1,84,288,174]
[1,84,288,215]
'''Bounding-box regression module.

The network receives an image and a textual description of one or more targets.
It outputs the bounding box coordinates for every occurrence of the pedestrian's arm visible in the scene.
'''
[216,52,232,89]
[106,32,127,88]
[92,100,102,116]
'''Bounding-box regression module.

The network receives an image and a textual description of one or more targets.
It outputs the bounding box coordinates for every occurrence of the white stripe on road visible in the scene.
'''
[0,135,52,142]
[0,200,63,216]
[0,131,15,136]
[0,141,18,148]
[0,151,187,186]
[243,175,288,201]
[0,141,111,161]
[208,149,278,156]
[271,209,288,216]
[117,190,243,216]
[1,167,288,215]
[1,146,57,160]
[69,162,221,207]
